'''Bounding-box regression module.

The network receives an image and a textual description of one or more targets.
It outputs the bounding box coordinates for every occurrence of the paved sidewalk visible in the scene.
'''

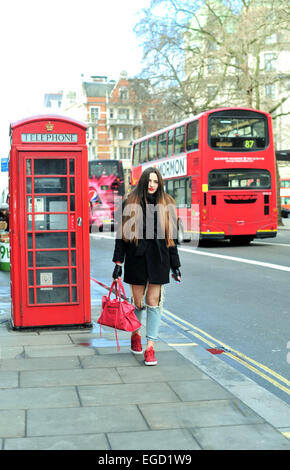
[0,269,289,450]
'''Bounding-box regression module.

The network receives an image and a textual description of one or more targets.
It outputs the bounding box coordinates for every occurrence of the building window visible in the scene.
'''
[120,147,131,159]
[109,108,114,118]
[265,84,276,99]
[264,53,277,72]
[120,88,129,100]
[118,108,130,120]
[90,107,99,121]
[265,34,277,45]
[147,108,156,120]
[119,127,130,139]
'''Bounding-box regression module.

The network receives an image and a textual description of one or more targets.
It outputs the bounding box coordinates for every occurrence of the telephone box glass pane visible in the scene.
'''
[69,159,75,174]
[70,178,75,193]
[35,233,68,249]
[26,178,32,194]
[34,177,67,193]
[29,289,35,304]
[29,270,34,285]
[71,233,75,247]
[36,287,70,304]
[71,251,76,266]
[26,160,32,175]
[36,269,70,285]
[28,214,68,230]
[72,287,77,302]
[35,251,69,267]
[70,196,75,211]
[34,159,67,175]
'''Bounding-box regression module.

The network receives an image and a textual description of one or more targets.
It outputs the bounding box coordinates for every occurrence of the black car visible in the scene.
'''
[281,207,290,218]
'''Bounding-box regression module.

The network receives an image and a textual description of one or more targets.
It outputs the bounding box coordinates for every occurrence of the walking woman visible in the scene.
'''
[112,167,181,366]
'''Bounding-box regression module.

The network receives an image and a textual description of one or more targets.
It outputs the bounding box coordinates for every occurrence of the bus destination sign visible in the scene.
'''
[21,133,78,143]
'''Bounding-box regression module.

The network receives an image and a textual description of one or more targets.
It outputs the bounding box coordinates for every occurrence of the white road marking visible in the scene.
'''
[179,246,290,272]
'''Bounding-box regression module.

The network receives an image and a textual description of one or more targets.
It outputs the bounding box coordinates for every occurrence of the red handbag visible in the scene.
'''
[97,279,141,351]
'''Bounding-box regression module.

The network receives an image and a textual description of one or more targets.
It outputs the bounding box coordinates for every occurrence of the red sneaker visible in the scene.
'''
[131,332,143,354]
[144,346,157,366]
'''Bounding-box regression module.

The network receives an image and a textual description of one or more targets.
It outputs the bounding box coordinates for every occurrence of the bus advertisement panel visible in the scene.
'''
[131,107,277,245]
[88,159,124,231]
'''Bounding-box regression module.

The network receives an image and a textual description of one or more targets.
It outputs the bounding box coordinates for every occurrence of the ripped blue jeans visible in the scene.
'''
[130,284,164,341]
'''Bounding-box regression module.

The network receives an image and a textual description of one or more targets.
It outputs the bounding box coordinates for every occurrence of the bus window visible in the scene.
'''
[209,115,268,151]
[208,169,271,190]
[168,129,174,157]
[157,132,167,159]
[187,121,199,151]
[165,178,191,208]
[148,136,157,161]
[140,140,148,163]
[174,125,185,154]
[133,143,140,166]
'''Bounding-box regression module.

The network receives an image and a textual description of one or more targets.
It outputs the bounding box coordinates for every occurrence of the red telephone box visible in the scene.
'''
[9,115,91,328]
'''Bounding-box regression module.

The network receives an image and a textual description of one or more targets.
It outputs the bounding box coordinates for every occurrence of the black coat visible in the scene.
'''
[112,196,181,285]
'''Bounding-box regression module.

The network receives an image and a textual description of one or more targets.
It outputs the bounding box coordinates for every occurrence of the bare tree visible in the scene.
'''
[135,0,290,119]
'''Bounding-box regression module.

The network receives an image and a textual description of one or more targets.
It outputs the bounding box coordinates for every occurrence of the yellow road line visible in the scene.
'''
[282,432,290,439]
[162,309,290,395]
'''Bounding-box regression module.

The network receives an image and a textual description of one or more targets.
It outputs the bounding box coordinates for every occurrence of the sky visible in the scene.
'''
[0,0,150,156]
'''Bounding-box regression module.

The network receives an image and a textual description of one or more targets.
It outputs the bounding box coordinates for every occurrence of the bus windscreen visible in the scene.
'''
[89,161,121,179]
[209,116,267,150]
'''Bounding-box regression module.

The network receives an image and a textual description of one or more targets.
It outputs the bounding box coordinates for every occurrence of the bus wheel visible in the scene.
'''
[229,236,253,245]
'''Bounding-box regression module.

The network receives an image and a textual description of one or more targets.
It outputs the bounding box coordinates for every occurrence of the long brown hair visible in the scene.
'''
[121,167,177,247]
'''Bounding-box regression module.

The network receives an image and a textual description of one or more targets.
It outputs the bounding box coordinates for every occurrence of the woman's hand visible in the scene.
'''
[171,268,181,282]
[112,263,122,279]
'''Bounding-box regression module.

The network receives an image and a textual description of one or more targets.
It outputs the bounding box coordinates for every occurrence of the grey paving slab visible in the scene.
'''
[191,423,290,450]
[0,334,72,347]
[0,356,81,371]
[168,379,234,401]
[0,386,80,409]
[20,367,122,387]
[226,383,290,429]
[0,371,18,388]
[117,364,209,383]
[139,400,265,430]
[27,405,148,436]
[24,344,96,357]
[0,346,24,359]
[96,341,173,355]
[78,382,180,406]
[0,410,25,438]
[108,429,201,450]
[80,353,139,368]
[4,433,110,450]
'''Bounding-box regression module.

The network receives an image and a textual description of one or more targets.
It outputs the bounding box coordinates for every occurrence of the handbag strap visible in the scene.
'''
[117,279,127,301]
[108,280,118,300]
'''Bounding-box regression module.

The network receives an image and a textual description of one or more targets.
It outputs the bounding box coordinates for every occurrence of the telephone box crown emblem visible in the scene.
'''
[46,121,54,132]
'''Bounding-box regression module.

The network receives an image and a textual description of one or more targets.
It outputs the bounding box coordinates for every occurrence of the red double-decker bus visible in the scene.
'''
[131,107,277,244]
[88,159,124,231]
[280,178,290,218]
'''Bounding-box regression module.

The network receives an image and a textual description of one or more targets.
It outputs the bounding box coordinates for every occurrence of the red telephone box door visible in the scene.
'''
[18,151,87,326]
